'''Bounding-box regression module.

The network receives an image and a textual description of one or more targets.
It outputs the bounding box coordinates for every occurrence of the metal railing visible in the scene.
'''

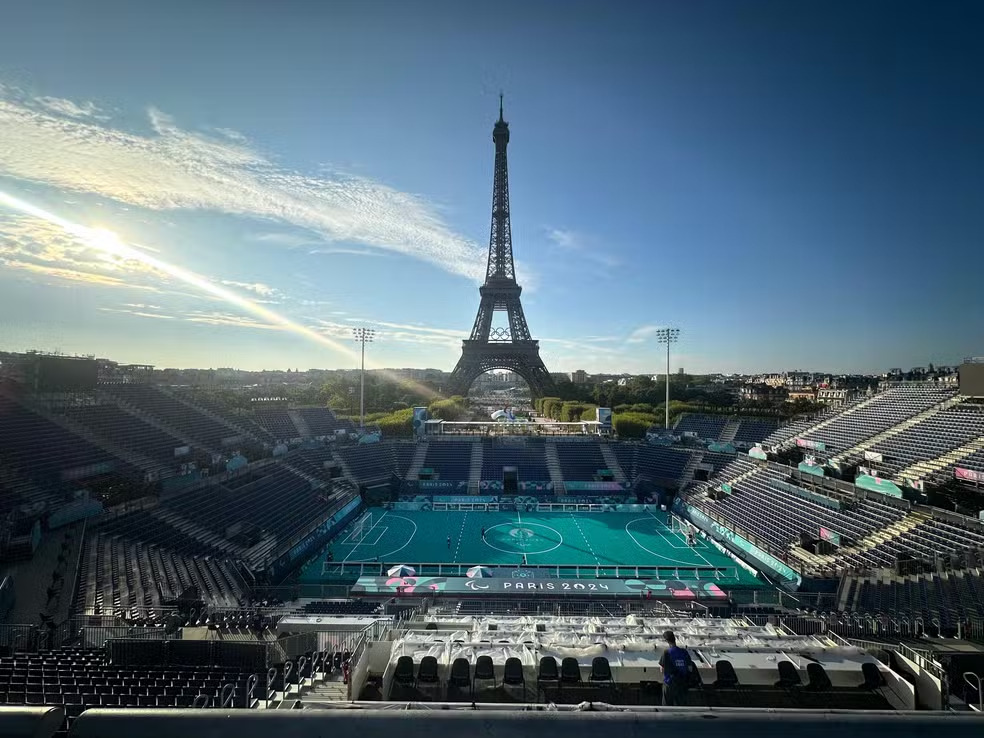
[324,561,737,581]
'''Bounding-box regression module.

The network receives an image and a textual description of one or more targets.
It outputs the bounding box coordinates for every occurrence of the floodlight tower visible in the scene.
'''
[352,327,375,429]
[655,328,680,430]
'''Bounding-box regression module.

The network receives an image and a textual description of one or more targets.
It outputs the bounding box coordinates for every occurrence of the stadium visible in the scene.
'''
[2,27,984,738]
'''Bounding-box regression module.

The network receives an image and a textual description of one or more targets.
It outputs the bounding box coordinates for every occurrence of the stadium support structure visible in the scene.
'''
[447,97,556,399]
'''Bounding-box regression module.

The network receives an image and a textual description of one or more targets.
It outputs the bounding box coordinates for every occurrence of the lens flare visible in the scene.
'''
[0,189,441,401]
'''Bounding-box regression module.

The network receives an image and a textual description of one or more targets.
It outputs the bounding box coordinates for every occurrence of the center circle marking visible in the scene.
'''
[483,522,563,556]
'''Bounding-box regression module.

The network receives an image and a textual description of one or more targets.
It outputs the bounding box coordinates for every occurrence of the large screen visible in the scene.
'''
[34,356,98,392]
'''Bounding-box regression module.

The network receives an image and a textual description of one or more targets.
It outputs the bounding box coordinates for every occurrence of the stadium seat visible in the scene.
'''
[447,658,471,697]
[860,662,886,691]
[537,656,559,692]
[712,660,740,689]
[473,656,496,691]
[588,657,613,686]
[393,657,415,687]
[806,662,832,700]
[503,657,525,697]
[417,657,439,687]
[560,658,582,687]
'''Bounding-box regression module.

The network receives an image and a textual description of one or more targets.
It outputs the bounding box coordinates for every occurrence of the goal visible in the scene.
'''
[348,512,373,543]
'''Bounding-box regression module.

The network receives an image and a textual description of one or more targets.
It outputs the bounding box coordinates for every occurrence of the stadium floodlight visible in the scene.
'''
[655,327,680,430]
[352,327,375,429]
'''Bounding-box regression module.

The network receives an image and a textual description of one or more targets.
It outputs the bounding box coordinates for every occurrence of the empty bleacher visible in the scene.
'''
[861,403,984,477]
[420,441,473,481]
[674,414,727,441]
[794,386,955,454]
[0,396,130,489]
[0,645,266,734]
[253,408,299,440]
[732,418,779,446]
[76,533,247,616]
[104,385,244,448]
[61,404,188,465]
[554,441,607,481]
[296,408,344,437]
[480,438,550,481]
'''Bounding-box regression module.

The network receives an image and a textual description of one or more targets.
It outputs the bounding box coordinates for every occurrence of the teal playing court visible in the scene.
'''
[299,509,761,586]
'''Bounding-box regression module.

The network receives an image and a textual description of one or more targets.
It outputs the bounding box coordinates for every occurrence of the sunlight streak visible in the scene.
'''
[0,190,441,401]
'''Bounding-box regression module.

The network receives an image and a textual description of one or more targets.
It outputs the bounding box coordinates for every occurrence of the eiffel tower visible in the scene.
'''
[447,97,556,398]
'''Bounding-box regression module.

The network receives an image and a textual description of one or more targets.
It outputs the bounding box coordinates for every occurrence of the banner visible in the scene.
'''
[863,450,884,463]
[597,407,613,429]
[412,407,428,438]
[433,495,498,505]
[720,483,732,495]
[795,438,826,452]
[679,502,801,587]
[819,527,841,546]
[708,443,736,454]
[350,575,728,600]
[855,474,903,498]
[903,477,925,492]
[749,446,768,460]
[798,461,825,477]
[956,468,984,484]
[419,480,468,492]
[563,481,630,492]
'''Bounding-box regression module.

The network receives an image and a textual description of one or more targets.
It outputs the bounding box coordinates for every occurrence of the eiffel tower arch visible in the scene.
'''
[447,98,557,399]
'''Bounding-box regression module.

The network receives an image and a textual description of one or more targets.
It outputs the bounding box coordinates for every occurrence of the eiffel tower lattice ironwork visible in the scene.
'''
[447,97,556,398]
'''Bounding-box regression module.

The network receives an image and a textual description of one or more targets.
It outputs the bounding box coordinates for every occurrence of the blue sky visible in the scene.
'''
[0,0,981,375]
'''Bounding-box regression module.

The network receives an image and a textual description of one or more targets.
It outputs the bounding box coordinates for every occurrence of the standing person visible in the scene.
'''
[447,535,451,550]
[659,630,693,706]
[481,526,486,540]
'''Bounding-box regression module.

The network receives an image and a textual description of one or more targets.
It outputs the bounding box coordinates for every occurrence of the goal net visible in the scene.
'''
[349,512,373,543]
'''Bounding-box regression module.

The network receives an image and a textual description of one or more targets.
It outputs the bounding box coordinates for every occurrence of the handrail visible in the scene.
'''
[963,672,982,712]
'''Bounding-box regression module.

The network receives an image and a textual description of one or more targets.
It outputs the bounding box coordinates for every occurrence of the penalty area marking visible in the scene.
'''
[345,515,418,563]
[624,517,713,568]
[483,522,563,557]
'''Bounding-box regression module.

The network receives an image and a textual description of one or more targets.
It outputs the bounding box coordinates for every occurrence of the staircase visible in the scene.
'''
[895,434,984,484]
[331,450,357,485]
[831,395,966,465]
[468,441,484,494]
[598,442,627,483]
[679,451,704,487]
[719,418,741,444]
[287,410,310,438]
[406,441,430,480]
[303,679,349,703]
[545,440,565,495]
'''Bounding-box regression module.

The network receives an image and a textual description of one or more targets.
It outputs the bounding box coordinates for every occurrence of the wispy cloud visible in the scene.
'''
[183,311,283,331]
[99,306,176,320]
[626,325,664,344]
[309,246,387,258]
[545,227,620,269]
[35,95,108,120]
[250,231,318,248]
[0,85,488,281]
[219,279,278,297]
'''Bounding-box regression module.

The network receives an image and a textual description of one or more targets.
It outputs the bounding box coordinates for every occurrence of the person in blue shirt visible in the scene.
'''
[659,630,693,706]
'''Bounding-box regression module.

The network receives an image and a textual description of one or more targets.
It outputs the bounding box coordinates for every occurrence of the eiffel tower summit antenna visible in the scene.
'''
[447,100,556,398]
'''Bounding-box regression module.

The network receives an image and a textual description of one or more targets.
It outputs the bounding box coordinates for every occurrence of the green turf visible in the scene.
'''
[299,510,762,586]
